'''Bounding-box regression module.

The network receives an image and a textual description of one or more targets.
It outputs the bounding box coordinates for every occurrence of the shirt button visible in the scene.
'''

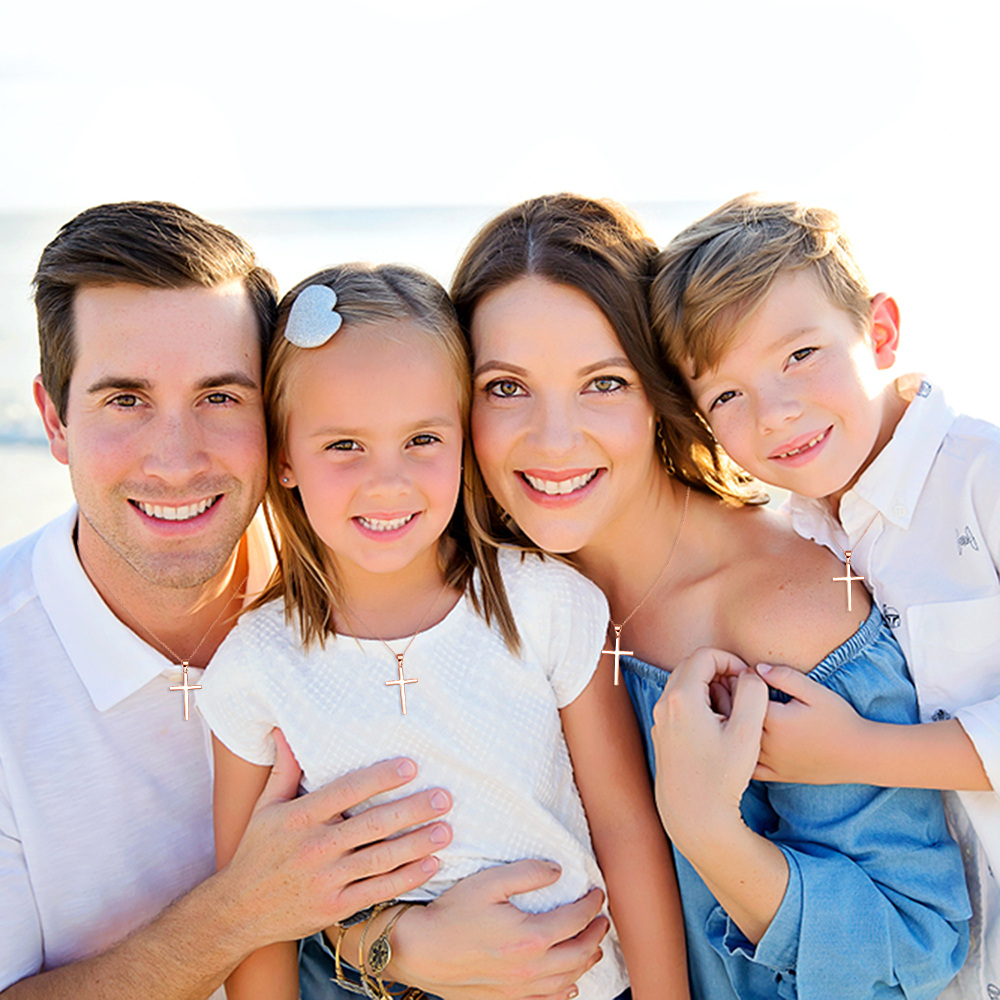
[893,503,907,518]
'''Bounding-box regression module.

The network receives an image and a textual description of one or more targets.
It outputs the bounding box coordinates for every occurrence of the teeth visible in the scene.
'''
[136,496,217,521]
[523,470,598,495]
[359,514,415,532]
[777,430,827,459]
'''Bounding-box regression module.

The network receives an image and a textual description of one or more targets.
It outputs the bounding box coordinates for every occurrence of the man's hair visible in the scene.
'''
[651,193,872,378]
[33,201,278,421]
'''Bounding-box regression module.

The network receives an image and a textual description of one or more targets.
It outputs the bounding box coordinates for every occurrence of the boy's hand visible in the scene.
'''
[754,664,868,784]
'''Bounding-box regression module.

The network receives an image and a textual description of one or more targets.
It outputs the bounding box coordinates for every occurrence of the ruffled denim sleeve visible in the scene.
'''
[623,606,971,1000]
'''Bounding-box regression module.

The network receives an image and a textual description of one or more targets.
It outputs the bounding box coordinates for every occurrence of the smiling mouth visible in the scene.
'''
[130,496,220,521]
[356,513,417,532]
[520,470,600,496]
[773,429,829,460]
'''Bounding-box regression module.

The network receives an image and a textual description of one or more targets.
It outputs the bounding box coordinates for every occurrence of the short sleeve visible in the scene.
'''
[505,553,610,709]
[196,615,279,766]
[0,759,43,991]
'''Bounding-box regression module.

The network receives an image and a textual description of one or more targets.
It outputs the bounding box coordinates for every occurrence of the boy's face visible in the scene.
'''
[685,268,898,507]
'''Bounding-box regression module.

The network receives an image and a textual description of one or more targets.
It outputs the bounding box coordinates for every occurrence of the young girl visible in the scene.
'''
[196,263,686,1000]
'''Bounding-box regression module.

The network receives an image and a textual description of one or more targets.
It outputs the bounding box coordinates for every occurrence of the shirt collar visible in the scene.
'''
[789,378,957,541]
[32,507,275,713]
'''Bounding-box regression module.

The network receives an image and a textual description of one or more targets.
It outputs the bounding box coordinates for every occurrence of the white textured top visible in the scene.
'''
[198,549,629,999]
[0,506,272,993]
[788,380,1000,997]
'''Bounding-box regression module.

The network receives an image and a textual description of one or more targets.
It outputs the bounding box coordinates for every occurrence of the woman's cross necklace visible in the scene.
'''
[602,485,691,685]
[341,581,450,715]
[81,558,248,720]
[831,512,880,611]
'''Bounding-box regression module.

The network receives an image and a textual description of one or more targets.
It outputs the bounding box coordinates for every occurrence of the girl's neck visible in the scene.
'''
[572,470,690,623]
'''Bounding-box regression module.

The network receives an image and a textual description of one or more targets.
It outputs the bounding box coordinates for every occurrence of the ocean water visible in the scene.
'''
[2,200,997,547]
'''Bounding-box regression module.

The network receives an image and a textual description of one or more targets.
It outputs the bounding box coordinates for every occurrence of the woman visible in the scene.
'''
[444,194,969,999]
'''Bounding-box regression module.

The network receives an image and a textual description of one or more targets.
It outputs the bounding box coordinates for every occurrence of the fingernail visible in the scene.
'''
[568,987,579,999]
[420,856,439,873]
[430,790,449,811]
[547,861,562,874]
[397,759,416,778]
[430,823,449,844]
[757,663,772,675]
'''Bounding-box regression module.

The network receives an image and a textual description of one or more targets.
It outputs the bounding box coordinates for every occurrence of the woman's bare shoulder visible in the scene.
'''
[713,505,870,672]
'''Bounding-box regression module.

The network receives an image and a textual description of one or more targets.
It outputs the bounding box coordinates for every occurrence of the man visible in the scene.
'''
[0,202,453,998]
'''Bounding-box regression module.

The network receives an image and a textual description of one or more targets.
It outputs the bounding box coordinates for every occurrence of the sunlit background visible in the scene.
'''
[2,0,998,543]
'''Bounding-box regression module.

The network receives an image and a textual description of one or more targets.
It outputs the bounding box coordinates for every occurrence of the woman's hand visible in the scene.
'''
[387,860,608,1000]
[651,647,767,851]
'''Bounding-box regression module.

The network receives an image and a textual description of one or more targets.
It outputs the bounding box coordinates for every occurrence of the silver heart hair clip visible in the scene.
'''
[284,284,344,348]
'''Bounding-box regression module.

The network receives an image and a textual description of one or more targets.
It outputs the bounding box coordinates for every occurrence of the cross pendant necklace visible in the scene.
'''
[831,512,879,612]
[81,554,248,720]
[343,581,449,716]
[603,485,690,685]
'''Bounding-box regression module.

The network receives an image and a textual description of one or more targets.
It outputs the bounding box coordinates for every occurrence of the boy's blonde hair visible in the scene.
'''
[255,262,519,652]
[651,194,872,378]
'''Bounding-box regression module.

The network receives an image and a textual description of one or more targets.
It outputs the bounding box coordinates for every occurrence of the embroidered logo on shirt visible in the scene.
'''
[956,526,979,554]
[881,606,901,629]
[931,708,953,722]
[917,380,932,397]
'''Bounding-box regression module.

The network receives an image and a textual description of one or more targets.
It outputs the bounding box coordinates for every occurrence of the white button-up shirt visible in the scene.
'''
[788,380,1000,995]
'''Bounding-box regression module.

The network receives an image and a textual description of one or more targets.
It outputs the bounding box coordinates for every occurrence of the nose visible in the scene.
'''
[365,451,412,500]
[141,410,211,483]
[753,380,802,433]
[528,393,579,457]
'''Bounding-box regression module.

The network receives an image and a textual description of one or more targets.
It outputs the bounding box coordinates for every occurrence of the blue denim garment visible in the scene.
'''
[622,603,970,1000]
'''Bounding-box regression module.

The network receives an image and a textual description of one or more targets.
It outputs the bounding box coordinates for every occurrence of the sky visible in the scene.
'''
[1,0,999,413]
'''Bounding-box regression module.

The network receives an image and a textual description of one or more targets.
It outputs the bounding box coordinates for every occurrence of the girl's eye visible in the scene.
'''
[587,375,627,394]
[789,347,817,364]
[409,433,441,447]
[326,439,360,452]
[709,389,739,411]
[485,378,525,398]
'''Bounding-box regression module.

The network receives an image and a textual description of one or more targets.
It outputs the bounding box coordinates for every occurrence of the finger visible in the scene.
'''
[727,670,770,741]
[254,728,303,812]
[455,857,566,904]
[332,786,453,853]
[333,853,443,919]
[518,887,607,946]
[675,647,751,690]
[297,757,424,825]
[756,662,817,703]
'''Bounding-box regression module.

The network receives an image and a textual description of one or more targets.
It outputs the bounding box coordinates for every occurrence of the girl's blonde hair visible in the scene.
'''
[254,262,519,652]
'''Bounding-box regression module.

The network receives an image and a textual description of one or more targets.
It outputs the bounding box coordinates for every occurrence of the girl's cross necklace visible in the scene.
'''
[831,512,880,611]
[81,557,249,720]
[602,485,691,685]
[342,581,450,715]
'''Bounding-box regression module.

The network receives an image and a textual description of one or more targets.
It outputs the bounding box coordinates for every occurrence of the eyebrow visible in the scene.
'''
[85,372,260,395]
[472,356,634,379]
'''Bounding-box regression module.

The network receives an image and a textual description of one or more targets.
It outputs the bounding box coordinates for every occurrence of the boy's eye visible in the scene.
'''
[485,378,525,398]
[587,375,627,394]
[709,389,739,411]
[789,347,817,364]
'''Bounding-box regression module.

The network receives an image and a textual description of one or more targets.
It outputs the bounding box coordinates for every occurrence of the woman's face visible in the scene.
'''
[470,275,660,554]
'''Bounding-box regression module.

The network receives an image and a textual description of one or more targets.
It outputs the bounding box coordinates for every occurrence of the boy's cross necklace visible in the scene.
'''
[831,512,880,612]
[602,485,691,685]
[80,556,248,720]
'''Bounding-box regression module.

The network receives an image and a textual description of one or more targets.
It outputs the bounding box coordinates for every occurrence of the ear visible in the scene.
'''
[868,293,900,371]
[32,376,69,466]
[277,454,297,488]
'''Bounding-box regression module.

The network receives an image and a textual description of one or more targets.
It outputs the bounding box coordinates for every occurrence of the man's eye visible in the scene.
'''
[205,392,235,405]
[486,379,525,398]
[111,394,140,408]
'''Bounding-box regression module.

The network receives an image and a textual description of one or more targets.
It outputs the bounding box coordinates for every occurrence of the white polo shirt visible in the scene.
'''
[0,507,272,991]
[788,380,1000,997]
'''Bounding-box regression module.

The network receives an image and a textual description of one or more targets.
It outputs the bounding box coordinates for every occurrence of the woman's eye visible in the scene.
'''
[789,347,817,364]
[709,389,739,411]
[587,376,627,394]
[485,378,525,398]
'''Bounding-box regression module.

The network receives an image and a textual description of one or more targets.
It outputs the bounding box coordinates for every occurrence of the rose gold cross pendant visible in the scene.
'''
[169,662,202,721]
[386,654,418,715]
[601,625,634,686]
[832,551,865,612]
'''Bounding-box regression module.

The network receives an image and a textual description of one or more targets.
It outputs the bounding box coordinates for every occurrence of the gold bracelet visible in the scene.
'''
[359,902,397,999]
[341,901,393,998]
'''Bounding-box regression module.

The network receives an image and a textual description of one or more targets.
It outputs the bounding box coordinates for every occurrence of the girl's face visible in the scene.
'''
[279,321,464,584]
[470,276,660,554]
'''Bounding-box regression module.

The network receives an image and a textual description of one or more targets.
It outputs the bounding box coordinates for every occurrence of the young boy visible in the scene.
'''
[651,194,998,999]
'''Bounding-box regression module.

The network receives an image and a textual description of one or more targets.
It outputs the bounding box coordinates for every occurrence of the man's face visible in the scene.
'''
[38,281,267,590]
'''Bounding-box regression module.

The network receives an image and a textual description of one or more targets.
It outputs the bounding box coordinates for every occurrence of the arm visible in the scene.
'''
[754,663,993,789]
[213,733,297,1000]
[560,657,689,999]
[2,743,452,1000]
